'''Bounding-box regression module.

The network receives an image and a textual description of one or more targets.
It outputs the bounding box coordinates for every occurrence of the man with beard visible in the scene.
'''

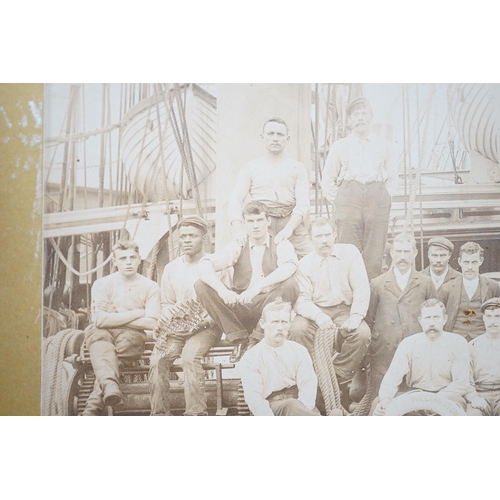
[239,299,320,416]
[420,236,461,291]
[438,241,500,342]
[366,232,437,394]
[321,98,398,280]
[372,299,470,416]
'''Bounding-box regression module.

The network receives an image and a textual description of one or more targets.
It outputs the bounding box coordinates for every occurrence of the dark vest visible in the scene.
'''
[232,238,278,294]
[454,284,483,339]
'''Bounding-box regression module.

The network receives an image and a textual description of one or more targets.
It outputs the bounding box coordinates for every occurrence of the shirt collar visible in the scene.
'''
[430,267,448,281]
[250,233,270,249]
[313,245,340,262]
[349,132,375,143]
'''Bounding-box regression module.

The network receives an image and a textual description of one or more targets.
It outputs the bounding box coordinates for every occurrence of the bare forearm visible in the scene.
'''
[257,263,296,290]
[198,261,229,295]
[284,213,303,232]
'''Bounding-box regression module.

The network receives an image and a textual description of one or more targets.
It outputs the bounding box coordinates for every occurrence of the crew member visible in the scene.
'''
[83,240,161,415]
[466,297,500,416]
[373,299,470,416]
[321,97,398,280]
[195,201,299,363]
[438,241,500,341]
[288,217,371,388]
[148,216,224,416]
[239,299,321,416]
[228,117,313,257]
[366,232,437,394]
[420,236,461,290]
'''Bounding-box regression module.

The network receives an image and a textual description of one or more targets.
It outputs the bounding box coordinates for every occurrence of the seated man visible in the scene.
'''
[373,299,470,416]
[466,297,500,416]
[288,217,371,387]
[420,236,461,291]
[439,241,500,341]
[148,216,224,416]
[83,240,161,415]
[239,299,321,416]
[195,201,299,362]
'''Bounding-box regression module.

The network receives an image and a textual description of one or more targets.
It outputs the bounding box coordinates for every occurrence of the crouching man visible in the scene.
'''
[239,299,321,416]
[83,240,161,415]
[372,299,470,416]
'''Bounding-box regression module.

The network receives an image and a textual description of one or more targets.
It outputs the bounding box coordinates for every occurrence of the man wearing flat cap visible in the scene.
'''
[438,241,500,342]
[148,216,226,416]
[420,237,461,291]
[322,97,398,281]
[466,297,500,416]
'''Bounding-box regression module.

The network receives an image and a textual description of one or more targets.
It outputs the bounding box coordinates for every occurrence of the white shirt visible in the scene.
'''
[467,333,500,400]
[393,267,411,291]
[239,339,317,416]
[463,277,479,300]
[430,267,448,290]
[379,331,470,401]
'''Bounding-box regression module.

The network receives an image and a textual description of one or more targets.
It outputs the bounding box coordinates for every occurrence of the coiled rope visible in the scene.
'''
[42,328,81,416]
[312,326,349,415]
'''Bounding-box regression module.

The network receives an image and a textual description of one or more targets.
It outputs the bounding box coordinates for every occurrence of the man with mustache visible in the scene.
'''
[438,241,500,342]
[228,117,313,258]
[372,299,470,416]
[420,236,461,291]
[239,299,321,416]
[195,201,299,363]
[321,98,398,280]
[466,297,500,416]
[366,232,437,395]
[288,218,371,390]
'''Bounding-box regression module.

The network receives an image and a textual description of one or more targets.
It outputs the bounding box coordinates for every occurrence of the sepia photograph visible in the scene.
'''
[41,83,500,417]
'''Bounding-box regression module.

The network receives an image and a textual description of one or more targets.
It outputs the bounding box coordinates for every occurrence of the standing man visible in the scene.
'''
[420,236,461,291]
[228,117,313,257]
[288,218,371,386]
[321,97,398,280]
[373,299,470,416]
[83,240,161,415]
[438,241,500,341]
[466,298,500,416]
[366,232,437,394]
[148,216,224,416]
[195,201,299,363]
[239,299,321,416]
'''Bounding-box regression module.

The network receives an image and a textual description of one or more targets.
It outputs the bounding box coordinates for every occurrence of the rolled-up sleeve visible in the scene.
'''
[295,346,318,409]
[321,141,342,205]
[200,243,241,272]
[145,282,161,320]
[294,258,323,322]
[346,246,370,317]
[292,163,310,219]
[276,240,299,269]
[228,163,252,223]
[384,141,399,197]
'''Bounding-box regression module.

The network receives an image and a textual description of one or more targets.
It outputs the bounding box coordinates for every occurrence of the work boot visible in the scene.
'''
[81,379,104,416]
[88,340,124,407]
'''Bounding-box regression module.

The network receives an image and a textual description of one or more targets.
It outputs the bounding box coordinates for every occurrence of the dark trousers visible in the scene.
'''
[266,386,321,416]
[289,304,371,381]
[194,277,299,344]
[335,180,391,281]
[268,213,313,258]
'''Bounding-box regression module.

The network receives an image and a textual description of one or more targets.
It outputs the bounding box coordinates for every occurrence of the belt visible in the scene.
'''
[266,386,298,403]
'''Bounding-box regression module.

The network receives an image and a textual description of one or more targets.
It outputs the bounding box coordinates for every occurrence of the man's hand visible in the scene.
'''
[471,396,490,412]
[238,286,261,305]
[340,314,363,333]
[316,312,334,330]
[218,288,241,306]
[373,397,391,416]
[274,226,293,245]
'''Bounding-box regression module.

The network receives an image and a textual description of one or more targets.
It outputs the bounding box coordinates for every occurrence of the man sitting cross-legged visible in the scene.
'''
[195,201,299,363]
[82,239,161,415]
[239,299,321,416]
[148,216,226,416]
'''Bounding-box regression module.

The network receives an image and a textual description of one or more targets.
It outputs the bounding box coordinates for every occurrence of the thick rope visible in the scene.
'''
[42,328,81,416]
[312,326,348,415]
[43,307,67,338]
[351,364,374,416]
